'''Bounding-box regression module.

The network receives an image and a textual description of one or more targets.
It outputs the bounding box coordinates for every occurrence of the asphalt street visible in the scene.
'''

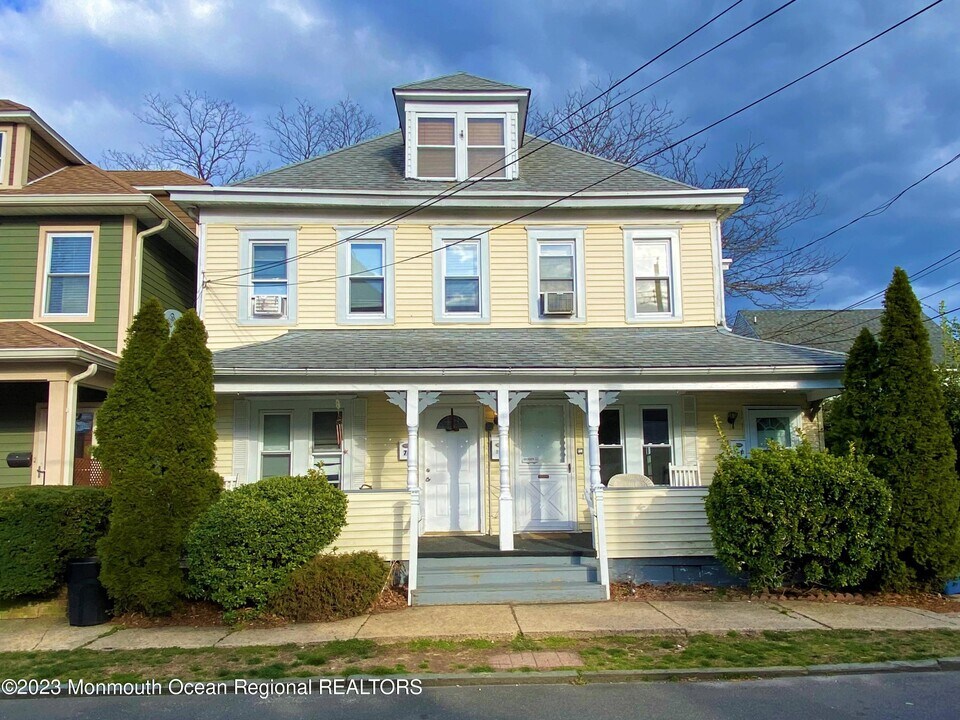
[2,671,957,719]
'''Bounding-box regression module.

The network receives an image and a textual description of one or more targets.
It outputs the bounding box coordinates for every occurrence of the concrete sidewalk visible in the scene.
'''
[1,600,958,653]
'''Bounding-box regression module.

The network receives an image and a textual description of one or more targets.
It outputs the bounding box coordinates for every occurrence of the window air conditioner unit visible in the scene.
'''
[541,291,575,316]
[252,295,285,317]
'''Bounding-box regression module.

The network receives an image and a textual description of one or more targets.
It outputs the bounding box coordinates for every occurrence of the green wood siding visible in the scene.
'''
[0,384,45,487]
[0,217,124,352]
[0,221,42,319]
[141,235,195,313]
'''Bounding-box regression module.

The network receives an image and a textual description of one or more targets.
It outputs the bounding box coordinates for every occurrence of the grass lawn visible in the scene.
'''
[1,630,959,683]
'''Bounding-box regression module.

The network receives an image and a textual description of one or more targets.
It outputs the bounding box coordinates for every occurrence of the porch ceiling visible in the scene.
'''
[213,327,846,374]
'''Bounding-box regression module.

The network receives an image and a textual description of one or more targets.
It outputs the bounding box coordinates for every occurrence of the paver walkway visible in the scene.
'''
[1,601,957,653]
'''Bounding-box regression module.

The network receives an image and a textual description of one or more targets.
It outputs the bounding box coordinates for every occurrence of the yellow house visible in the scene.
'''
[169,74,844,605]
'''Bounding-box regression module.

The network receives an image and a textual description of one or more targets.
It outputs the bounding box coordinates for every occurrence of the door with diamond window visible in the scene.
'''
[514,401,576,531]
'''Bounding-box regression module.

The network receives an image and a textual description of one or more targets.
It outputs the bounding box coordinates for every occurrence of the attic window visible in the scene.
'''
[467,118,506,178]
[417,117,456,179]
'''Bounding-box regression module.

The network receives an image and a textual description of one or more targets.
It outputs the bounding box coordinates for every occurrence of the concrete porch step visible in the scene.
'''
[419,554,598,570]
[412,582,607,606]
[418,564,597,587]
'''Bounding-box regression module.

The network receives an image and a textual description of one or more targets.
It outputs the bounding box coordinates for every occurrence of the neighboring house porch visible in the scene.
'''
[212,327,844,604]
[0,321,116,488]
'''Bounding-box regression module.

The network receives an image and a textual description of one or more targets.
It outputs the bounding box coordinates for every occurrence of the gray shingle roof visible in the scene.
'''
[394,73,526,92]
[732,309,945,363]
[235,132,692,193]
[213,327,845,373]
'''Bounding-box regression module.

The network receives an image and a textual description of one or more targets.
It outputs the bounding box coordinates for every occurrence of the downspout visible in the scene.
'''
[62,363,98,485]
[132,220,169,311]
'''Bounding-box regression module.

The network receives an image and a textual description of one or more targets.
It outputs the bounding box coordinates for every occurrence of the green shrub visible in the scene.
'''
[705,435,891,591]
[269,552,388,622]
[185,469,348,610]
[0,487,111,599]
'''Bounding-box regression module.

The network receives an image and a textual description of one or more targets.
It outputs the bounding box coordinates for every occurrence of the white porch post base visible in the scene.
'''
[496,388,514,551]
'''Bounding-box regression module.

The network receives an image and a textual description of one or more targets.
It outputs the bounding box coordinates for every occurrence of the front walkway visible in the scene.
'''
[2,600,958,652]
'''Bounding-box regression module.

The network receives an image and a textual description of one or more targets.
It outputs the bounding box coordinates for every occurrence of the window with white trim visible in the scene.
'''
[260,413,292,479]
[348,241,385,314]
[625,229,681,321]
[413,111,509,181]
[239,229,297,324]
[442,240,480,314]
[416,116,456,179]
[537,241,576,316]
[336,228,394,324]
[0,129,8,187]
[599,408,624,485]
[745,407,801,449]
[641,407,673,486]
[311,410,343,488]
[43,232,93,316]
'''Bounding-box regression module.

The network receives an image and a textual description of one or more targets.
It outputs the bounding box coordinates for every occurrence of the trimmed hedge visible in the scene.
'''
[0,486,111,599]
[185,470,348,610]
[269,551,388,622]
[705,438,891,591]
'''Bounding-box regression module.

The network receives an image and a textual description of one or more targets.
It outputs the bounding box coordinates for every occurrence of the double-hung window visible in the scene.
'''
[416,117,457,179]
[312,411,343,488]
[349,242,385,314]
[240,229,297,324]
[0,129,9,187]
[260,413,292,479]
[641,407,673,486]
[413,110,511,181]
[337,228,394,324]
[599,408,625,485]
[39,229,96,319]
[433,228,490,321]
[625,229,681,321]
[467,117,506,178]
[529,228,586,321]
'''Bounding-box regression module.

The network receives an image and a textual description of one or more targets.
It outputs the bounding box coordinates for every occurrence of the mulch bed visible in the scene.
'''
[611,581,959,614]
[370,585,408,613]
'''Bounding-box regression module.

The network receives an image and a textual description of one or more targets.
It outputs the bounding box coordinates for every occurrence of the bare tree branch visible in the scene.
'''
[267,97,380,163]
[102,92,260,184]
[533,80,836,307]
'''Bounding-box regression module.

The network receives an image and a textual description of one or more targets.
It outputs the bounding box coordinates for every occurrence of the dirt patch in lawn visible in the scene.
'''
[612,582,959,614]
[113,601,226,628]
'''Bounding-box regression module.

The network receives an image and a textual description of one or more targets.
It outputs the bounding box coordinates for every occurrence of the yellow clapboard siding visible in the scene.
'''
[201,220,720,350]
[605,488,713,558]
[695,392,821,484]
[334,491,410,559]
[364,392,408,490]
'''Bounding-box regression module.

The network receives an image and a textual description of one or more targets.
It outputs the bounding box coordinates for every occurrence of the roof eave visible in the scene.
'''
[0,348,118,369]
[0,110,88,164]
[392,87,532,138]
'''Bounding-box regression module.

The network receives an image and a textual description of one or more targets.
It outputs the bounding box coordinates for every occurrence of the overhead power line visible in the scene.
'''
[211,0,945,292]
[205,0,797,284]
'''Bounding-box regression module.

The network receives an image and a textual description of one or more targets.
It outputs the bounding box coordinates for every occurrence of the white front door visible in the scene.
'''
[421,406,481,533]
[514,401,576,531]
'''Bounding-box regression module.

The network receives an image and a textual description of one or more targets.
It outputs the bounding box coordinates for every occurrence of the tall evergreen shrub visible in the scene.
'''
[872,268,960,589]
[826,327,880,454]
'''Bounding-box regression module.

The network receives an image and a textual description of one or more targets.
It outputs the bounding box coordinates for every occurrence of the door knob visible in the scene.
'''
[426,477,431,482]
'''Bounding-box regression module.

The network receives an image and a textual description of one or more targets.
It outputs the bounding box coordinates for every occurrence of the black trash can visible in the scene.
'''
[66,558,111,626]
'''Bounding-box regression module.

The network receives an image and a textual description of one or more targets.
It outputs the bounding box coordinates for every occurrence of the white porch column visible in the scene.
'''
[496,389,514,551]
[405,388,420,603]
[586,388,611,597]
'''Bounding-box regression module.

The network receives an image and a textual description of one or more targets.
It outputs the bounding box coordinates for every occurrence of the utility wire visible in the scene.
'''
[205,0,796,284]
[212,0,945,291]
[739,150,960,281]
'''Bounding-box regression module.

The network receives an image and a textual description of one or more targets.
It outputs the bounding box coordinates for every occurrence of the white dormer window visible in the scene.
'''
[409,106,516,181]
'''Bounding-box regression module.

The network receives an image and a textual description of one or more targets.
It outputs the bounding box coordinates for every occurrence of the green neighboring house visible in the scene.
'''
[0,99,203,488]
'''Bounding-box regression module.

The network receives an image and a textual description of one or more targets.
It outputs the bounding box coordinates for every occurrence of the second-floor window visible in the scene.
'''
[349,242,385,314]
[239,228,297,324]
[528,229,585,322]
[625,229,681,321]
[337,228,395,324]
[42,231,94,317]
[432,228,490,322]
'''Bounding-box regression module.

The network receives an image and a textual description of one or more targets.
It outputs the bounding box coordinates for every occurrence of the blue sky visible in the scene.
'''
[1,0,958,316]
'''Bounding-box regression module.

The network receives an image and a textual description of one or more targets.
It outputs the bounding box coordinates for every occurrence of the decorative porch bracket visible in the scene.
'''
[566,389,616,598]
[476,390,529,551]
[385,389,441,605]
